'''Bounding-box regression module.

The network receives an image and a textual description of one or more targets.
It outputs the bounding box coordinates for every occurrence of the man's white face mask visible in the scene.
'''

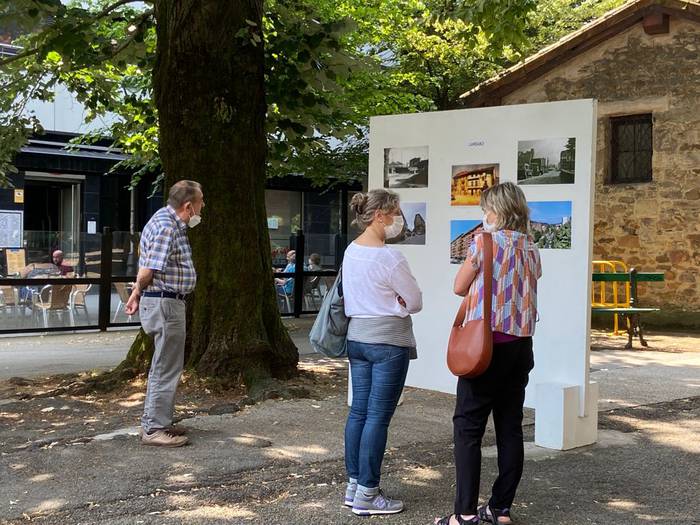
[188,203,203,228]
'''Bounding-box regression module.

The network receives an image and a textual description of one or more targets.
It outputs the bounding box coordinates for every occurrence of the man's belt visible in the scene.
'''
[142,291,188,301]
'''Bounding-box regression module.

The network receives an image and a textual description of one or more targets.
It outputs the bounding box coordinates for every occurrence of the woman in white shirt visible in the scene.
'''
[342,189,422,517]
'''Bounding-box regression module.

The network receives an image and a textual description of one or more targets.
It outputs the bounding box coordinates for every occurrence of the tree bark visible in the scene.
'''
[125,0,299,386]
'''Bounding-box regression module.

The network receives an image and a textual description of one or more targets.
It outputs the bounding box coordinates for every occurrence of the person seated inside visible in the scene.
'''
[19,257,59,303]
[274,250,296,296]
[304,253,323,297]
[51,250,74,276]
[306,253,322,272]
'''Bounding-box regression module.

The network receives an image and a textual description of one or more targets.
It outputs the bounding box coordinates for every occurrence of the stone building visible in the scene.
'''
[461,0,700,326]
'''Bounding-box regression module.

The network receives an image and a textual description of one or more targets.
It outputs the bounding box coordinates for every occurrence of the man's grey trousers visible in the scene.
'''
[139,296,186,433]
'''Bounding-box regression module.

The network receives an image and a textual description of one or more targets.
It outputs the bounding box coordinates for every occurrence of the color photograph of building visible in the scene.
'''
[450,219,482,264]
[451,163,499,206]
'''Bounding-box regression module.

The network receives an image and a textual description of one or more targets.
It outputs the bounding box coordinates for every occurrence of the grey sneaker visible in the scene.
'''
[344,482,357,507]
[140,429,188,447]
[352,489,404,516]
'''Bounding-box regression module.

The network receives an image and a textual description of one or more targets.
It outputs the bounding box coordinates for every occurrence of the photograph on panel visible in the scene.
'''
[518,137,576,185]
[383,146,429,188]
[387,202,427,246]
[529,201,572,249]
[449,219,483,264]
[451,163,500,206]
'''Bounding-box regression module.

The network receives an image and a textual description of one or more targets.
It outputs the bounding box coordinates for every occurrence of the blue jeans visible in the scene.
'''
[345,341,410,489]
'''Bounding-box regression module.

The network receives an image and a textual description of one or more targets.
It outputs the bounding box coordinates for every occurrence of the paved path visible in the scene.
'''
[591,348,700,411]
[0,330,137,379]
[0,328,698,523]
[0,371,697,523]
[3,325,698,412]
[0,318,317,381]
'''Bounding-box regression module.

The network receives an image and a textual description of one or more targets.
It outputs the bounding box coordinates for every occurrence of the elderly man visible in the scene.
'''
[274,249,296,296]
[125,180,204,447]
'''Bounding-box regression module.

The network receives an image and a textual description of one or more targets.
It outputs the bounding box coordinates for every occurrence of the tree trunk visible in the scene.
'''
[125,0,298,387]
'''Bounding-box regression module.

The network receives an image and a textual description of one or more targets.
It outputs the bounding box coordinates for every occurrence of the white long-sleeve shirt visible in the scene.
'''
[342,242,422,318]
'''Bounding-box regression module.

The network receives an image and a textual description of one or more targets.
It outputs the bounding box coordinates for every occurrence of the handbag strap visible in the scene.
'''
[453,232,494,327]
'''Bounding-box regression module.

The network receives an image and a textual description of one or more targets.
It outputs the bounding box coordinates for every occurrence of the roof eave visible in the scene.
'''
[460,0,700,106]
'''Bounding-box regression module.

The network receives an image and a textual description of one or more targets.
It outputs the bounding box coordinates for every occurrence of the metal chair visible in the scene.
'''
[277,285,293,314]
[34,284,74,328]
[0,286,20,316]
[70,284,92,318]
[303,276,323,309]
[113,282,134,322]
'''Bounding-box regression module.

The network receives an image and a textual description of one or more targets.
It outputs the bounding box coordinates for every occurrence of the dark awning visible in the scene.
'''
[15,137,128,175]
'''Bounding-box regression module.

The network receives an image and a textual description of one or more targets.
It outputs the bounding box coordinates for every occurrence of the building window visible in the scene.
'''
[610,114,653,184]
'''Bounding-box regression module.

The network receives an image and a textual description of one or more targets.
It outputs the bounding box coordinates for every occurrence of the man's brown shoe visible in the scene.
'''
[141,429,188,447]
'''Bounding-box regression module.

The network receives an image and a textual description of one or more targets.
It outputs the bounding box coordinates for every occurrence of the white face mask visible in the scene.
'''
[482,214,498,233]
[384,215,405,240]
[188,210,202,228]
[188,214,202,228]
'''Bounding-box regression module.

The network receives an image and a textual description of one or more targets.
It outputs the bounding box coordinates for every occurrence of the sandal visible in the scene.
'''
[434,514,479,525]
[478,504,513,525]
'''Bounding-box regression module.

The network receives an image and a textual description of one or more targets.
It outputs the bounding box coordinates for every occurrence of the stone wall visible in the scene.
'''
[501,18,700,324]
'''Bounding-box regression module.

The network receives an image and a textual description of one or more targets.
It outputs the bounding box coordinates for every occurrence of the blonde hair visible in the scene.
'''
[480,182,530,234]
[350,189,400,231]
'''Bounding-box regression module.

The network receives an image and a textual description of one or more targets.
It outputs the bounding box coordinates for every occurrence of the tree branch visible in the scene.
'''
[99,8,155,62]
[0,47,40,69]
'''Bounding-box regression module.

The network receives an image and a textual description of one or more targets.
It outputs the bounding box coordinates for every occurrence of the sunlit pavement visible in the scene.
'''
[0,330,698,524]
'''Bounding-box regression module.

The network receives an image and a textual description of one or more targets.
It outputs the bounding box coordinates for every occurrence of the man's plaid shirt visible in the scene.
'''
[139,206,197,294]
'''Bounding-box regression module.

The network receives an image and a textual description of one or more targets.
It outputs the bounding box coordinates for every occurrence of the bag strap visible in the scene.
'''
[453,232,494,327]
[482,232,493,327]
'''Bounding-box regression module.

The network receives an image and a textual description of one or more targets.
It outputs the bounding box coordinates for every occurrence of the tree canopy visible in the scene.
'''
[0,0,560,186]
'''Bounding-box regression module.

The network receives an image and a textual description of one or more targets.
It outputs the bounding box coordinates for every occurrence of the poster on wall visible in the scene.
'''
[449,219,482,264]
[529,201,572,249]
[518,137,576,184]
[0,210,23,249]
[451,163,500,206]
[387,202,427,245]
[383,146,429,188]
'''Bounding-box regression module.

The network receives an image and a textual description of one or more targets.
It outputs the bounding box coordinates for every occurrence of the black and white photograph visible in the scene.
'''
[518,137,576,185]
[383,146,429,188]
[387,202,427,245]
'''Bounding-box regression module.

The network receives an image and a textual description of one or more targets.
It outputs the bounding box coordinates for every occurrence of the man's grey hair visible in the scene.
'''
[168,180,203,208]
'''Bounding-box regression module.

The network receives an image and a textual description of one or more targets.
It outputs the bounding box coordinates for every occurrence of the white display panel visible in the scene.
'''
[368,99,598,449]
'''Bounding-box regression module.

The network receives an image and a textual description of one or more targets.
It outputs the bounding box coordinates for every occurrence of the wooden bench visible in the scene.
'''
[592,270,664,349]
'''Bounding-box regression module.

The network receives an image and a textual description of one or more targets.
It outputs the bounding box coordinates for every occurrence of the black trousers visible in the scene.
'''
[453,337,534,515]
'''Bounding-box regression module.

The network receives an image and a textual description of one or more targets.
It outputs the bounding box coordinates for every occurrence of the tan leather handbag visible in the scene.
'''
[447,231,493,378]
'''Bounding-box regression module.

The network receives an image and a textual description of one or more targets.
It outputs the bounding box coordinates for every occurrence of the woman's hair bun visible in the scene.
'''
[350,192,368,215]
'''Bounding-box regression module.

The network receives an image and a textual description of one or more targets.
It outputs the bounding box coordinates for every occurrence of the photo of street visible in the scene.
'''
[383,146,429,188]
[518,137,576,184]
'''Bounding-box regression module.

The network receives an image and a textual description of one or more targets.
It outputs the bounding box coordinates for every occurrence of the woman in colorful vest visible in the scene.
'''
[436,182,542,525]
